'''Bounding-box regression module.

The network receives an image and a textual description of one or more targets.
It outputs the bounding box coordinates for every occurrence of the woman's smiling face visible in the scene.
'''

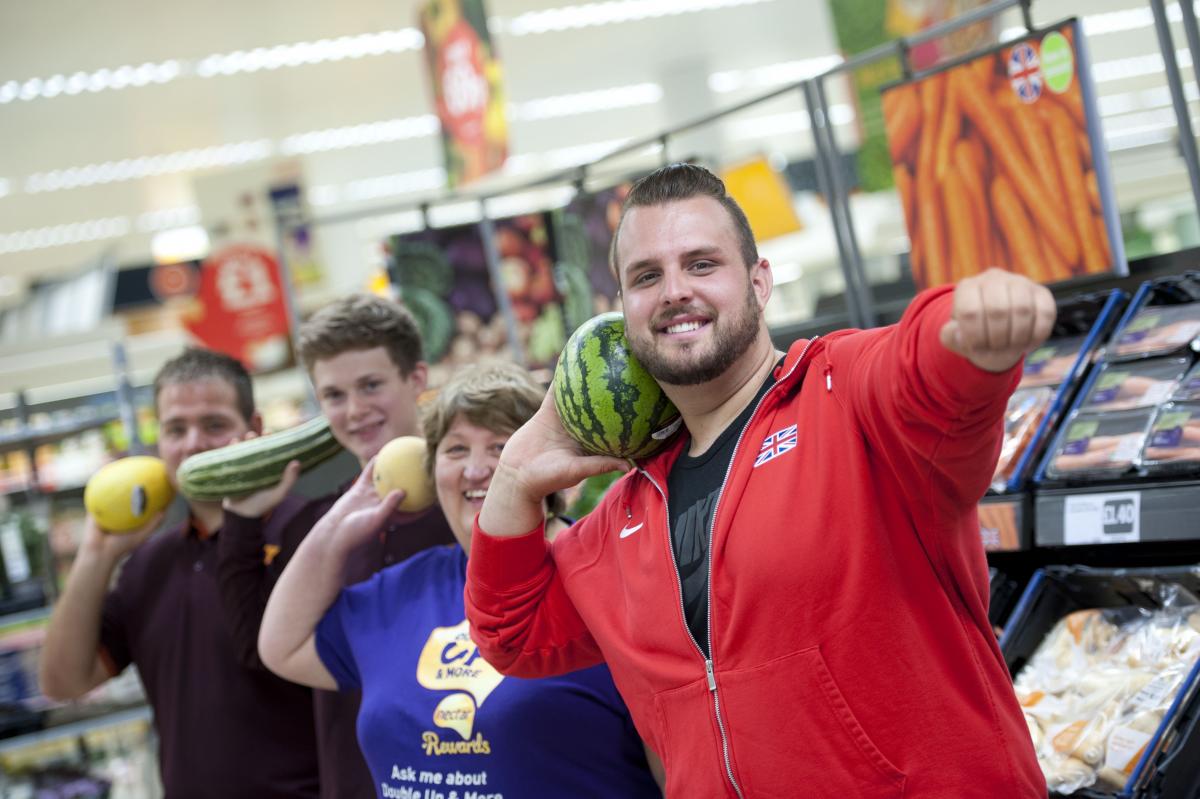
[434,414,511,552]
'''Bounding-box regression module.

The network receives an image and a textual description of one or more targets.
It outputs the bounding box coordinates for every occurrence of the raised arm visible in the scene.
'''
[216,460,305,669]
[39,514,160,700]
[258,462,400,690]
[468,392,625,677]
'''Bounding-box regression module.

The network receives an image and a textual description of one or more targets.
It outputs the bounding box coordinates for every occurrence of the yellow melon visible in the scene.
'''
[84,456,175,533]
[373,436,436,513]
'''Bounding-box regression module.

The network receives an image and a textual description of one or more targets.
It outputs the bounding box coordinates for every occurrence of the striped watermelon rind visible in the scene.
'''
[553,312,680,460]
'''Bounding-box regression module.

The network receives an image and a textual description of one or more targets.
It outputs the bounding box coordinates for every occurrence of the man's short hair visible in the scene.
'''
[153,348,255,422]
[610,163,759,277]
[298,294,424,376]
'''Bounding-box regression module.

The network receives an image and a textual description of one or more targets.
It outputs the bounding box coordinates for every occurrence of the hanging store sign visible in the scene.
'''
[181,244,293,373]
[419,0,508,187]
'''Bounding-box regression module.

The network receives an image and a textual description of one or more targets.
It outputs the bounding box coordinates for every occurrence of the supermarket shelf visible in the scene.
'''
[0,605,50,631]
[1034,479,1200,547]
[1,484,87,502]
[0,704,151,754]
[0,414,119,455]
[979,493,1032,552]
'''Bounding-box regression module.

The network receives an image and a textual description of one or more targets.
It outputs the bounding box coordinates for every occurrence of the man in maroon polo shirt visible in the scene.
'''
[40,348,320,798]
[216,294,454,799]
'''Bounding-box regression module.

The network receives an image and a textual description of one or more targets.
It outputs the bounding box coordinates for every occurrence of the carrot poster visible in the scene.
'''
[882,20,1126,289]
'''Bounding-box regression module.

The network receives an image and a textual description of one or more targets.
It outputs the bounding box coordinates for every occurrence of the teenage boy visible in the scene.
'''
[217,294,454,799]
[466,164,1052,797]
[40,348,320,798]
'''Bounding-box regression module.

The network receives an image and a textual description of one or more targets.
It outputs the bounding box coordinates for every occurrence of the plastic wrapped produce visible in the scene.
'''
[1172,361,1200,401]
[1078,357,1189,413]
[1020,335,1088,389]
[1110,303,1200,359]
[1015,592,1200,794]
[993,387,1055,491]
[1140,402,1200,471]
[1046,410,1154,480]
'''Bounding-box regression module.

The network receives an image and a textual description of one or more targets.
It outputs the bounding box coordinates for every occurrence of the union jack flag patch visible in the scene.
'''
[754,424,798,468]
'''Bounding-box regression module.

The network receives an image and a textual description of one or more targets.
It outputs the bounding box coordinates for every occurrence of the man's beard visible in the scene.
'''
[629,282,761,386]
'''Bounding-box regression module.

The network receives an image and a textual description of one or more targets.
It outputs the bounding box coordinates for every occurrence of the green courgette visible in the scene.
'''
[176,415,343,501]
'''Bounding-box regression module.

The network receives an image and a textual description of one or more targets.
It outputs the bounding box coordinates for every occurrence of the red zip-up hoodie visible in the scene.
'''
[467,288,1046,798]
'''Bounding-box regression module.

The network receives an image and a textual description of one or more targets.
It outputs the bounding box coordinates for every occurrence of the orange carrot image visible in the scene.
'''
[955,69,1080,266]
[954,140,992,269]
[1046,103,1106,273]
[934,73,960,181]
[1012,104,1066,209]
[993,174,1047,282]
[884,84,921,163]
[1095,213,1112,268]
[894,165,915,226]
[917,75,944,186]
[918,164,948,286]
[1086,170,1101,212]
[944,170,978,280]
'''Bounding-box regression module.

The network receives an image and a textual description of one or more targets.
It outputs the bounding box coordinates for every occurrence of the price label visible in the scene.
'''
[1063,491,1141,545]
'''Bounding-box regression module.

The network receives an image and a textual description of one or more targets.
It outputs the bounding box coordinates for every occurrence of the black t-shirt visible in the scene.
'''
[667,361,780,657]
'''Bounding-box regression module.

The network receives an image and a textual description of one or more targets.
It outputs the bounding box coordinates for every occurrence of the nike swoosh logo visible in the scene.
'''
[619,522,644,539]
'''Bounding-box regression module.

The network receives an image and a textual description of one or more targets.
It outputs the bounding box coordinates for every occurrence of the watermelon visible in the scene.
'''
[553,312,681,459]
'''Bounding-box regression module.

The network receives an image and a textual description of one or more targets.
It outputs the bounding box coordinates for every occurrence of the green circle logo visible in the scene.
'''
[1041,31,1074,94]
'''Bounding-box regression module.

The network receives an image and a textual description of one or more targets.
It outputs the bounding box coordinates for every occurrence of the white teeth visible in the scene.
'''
[666,320,702,334]
[464,490,487,499]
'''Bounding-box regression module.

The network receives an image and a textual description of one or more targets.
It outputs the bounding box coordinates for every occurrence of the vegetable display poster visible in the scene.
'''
[827,0,997,191]
[550,184,629,331]
[882,20,1125,289]
[388,214,565,381]
[418,0,508,187]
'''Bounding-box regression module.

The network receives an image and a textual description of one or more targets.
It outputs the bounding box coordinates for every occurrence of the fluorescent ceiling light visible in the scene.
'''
[512,84,662,121]
[504,0,778,36]
[137,205,201,233]
[280,116,439,155]
[3,0,771,105]
[0,216,130,255]
[25,140,275,193]
[151,226,210,262]
[709,55,844,94]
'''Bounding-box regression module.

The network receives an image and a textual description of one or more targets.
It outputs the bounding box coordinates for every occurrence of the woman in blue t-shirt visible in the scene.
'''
[259,362,663,798]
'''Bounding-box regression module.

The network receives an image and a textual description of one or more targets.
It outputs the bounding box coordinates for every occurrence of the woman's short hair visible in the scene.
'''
[422,360,564,515]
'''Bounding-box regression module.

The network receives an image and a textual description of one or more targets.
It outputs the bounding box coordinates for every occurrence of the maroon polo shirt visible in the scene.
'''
[100,514,319,799]
[218,489,455,799]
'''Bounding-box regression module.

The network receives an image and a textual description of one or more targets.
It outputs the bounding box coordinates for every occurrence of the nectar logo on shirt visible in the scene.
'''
[417,620,503,748]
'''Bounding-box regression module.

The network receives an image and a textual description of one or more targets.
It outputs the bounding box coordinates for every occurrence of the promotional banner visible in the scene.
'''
[719,157,803,243]
[388,214,564,383]
[419,0,508,187]
[550,184,629,330]
[882,19,1125,289]
[180,244,293,373]
[828,0,997,191]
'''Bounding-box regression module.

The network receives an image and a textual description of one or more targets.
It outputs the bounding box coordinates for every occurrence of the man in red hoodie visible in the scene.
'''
[466,163,1051,797]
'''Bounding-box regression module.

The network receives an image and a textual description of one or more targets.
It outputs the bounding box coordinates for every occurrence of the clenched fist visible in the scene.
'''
[939,268,1057,373]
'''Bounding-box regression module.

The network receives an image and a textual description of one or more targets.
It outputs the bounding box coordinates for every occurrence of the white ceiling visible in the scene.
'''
[1,0,1199,310]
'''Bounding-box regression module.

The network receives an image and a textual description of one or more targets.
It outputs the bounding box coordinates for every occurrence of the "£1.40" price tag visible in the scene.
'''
[1063,491,1141,546]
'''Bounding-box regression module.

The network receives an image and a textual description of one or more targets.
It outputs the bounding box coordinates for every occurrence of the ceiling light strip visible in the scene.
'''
[0,216,130,255]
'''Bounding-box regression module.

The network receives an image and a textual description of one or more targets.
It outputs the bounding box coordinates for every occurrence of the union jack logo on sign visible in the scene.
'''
[755,424,798,468]
[1008,43,1043,104]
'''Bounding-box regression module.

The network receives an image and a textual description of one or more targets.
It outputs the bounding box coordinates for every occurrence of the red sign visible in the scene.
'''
[182,244,293,373]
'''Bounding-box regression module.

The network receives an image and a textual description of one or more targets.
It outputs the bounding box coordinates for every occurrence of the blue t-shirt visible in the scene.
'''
[315,545,660,799]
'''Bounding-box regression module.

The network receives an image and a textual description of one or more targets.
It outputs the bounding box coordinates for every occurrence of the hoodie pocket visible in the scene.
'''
[717,646,906,798]
[653,677,742,797]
